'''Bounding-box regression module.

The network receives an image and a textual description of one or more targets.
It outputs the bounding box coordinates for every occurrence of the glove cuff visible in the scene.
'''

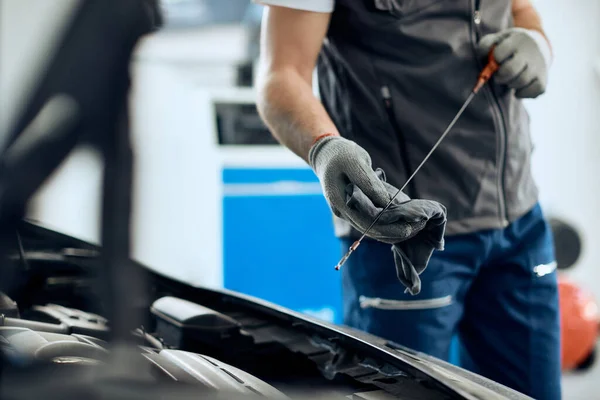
[308,134,343,171]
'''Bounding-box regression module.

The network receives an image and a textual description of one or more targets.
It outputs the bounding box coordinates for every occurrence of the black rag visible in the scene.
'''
[345,169,447,295]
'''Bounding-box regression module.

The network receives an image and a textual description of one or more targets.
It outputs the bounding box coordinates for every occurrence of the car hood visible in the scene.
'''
[15,219,532,400]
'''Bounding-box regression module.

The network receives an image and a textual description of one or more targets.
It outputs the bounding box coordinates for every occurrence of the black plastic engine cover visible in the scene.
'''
[0,292,19,318]
[21,303,109,339]
[0,326,286,398]
[0,326,107,366]
[150,296,251,350]
[143,349,287,398]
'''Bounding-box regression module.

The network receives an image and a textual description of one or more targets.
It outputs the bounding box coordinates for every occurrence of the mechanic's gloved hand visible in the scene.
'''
[348,169,447,295]
[477,28,552,98]
[309,135,447,295]
[309,135,405,243]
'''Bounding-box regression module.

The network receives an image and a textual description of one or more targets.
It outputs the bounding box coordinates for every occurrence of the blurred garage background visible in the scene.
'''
[17,0,600,398]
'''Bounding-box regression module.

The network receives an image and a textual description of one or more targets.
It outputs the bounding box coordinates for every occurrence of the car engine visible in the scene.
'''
[0,296,290,397]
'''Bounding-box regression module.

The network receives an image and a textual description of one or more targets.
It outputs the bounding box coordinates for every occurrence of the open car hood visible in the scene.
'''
[3,219,531,400]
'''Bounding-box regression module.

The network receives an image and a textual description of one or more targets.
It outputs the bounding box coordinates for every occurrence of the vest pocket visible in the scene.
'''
[372,0,444,18]
[359,295,452,310]
[380,85,417,197]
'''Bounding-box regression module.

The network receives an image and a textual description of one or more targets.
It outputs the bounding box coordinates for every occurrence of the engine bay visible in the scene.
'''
[0,222,526,400]
[0,291,425,399]
[0,299,287,398]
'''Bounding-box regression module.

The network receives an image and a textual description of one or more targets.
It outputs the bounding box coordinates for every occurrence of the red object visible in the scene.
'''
[311,132,339,146]
[559,276,600,370]
[473,46,500,94]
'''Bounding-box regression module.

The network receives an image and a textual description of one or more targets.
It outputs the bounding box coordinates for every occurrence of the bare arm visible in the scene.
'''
[255,6,338,162]
[512,0,552,55]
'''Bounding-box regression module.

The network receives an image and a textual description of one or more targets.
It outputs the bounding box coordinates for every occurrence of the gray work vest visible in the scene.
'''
[317,0,538,237]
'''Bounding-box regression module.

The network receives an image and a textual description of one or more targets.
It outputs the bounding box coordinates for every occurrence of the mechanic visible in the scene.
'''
[254,1,560,398]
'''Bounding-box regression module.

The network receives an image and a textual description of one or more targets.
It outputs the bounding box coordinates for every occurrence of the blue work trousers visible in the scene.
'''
[341,204,561,399]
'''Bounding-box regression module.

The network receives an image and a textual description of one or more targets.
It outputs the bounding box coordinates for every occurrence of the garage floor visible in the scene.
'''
[562,342,600,399]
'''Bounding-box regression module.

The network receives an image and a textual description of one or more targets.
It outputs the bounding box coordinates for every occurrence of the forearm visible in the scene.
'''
[257,68,339,163]
[513,3,552,55]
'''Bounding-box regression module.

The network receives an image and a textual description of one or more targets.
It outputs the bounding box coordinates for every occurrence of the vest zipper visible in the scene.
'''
[474,1,482,17]
[381,86,417,196]
[471,0,509,227]
[473,0,482,35]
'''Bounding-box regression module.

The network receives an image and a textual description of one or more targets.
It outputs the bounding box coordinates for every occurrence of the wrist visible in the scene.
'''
[308,133,342,170]
[311,132,340,146]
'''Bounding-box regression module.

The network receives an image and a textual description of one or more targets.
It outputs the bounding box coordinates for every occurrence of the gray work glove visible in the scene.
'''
[309,135,413,243]
[478,28,552,98]
[309,136,447,295]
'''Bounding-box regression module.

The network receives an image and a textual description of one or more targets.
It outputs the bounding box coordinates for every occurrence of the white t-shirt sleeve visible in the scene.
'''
[254,0,334,13]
